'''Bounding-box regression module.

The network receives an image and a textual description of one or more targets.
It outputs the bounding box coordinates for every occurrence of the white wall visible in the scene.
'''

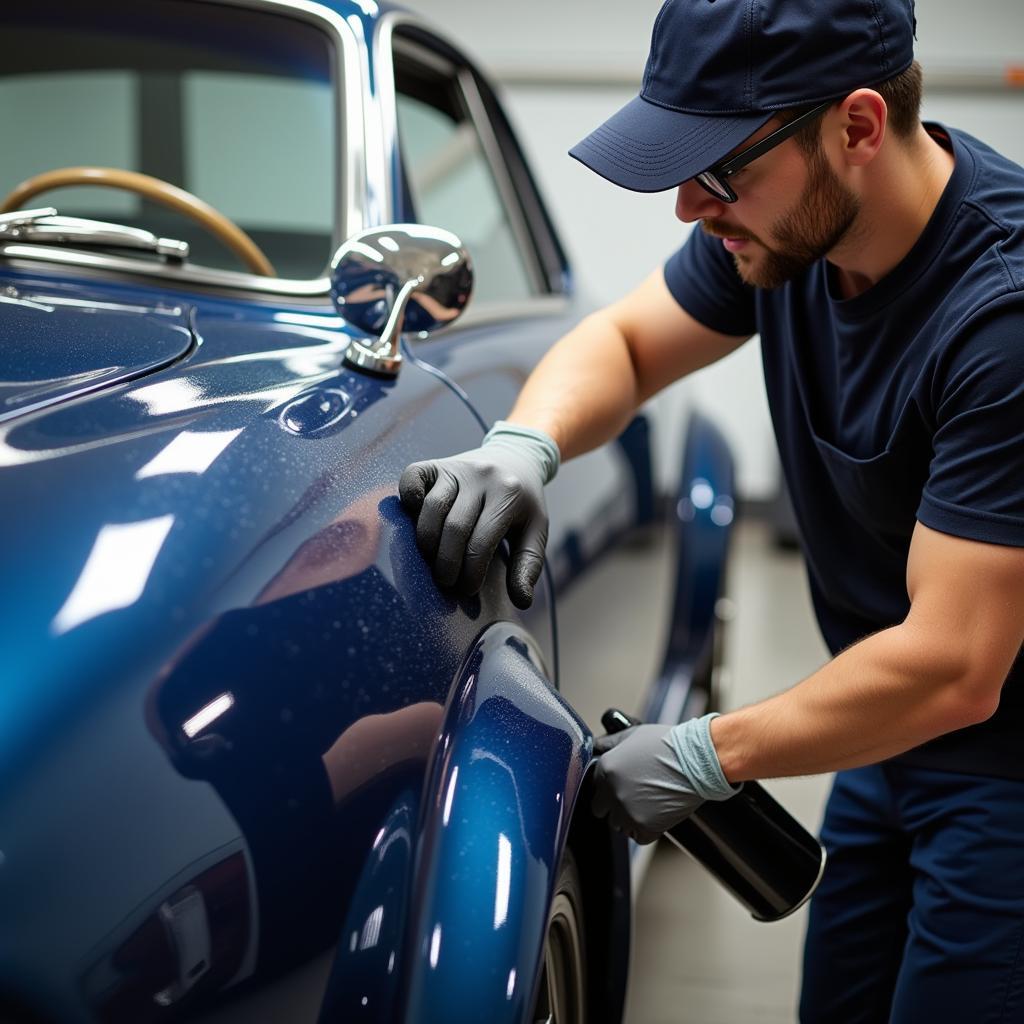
[402,0,1024,74]
[402,0,1024,498]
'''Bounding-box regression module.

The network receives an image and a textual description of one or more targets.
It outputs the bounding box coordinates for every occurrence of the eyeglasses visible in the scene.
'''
[693,100,834,203]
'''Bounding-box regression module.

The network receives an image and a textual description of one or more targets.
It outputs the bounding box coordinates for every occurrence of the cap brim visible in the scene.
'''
[569,95,773,193]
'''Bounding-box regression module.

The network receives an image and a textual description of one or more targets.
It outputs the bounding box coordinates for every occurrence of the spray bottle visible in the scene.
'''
[601,708,826,921]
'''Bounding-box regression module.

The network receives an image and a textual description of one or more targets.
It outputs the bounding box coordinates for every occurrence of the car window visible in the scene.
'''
[0,1,336,281]
[394,43,537,306]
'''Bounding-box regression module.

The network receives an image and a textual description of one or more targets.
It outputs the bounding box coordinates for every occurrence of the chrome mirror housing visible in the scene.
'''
[330,224,473,376]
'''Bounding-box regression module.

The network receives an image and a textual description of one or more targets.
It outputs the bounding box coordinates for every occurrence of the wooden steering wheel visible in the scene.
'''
[1,166,276,277]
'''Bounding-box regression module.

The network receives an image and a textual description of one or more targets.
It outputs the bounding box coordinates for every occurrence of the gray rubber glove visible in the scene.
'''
[399,420,559,609]
[591,714,741,844]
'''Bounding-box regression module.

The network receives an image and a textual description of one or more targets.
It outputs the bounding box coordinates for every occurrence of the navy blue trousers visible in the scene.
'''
[800,764,1024,1023]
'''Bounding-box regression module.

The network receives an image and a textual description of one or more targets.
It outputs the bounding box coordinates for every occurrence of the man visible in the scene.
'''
[399,0,1024,1019]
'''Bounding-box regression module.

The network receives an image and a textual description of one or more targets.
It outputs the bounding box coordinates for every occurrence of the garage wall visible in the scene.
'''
[399,1,1024,77]
[400,0,1024,498]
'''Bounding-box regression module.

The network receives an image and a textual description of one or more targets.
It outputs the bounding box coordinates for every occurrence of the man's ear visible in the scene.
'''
[834,89,887,167]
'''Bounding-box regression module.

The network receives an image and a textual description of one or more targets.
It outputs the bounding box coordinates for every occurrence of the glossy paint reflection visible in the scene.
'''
[0,276,192,423]
[51,514,176,634]
[144,511,461,987]
[0,253,555,1023]
[398,625,588,1024]
[135,429,243,479]
[318,793,416,1021]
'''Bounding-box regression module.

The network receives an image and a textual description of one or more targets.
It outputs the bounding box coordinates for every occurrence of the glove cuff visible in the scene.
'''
[483,419,561,484]
[666,713,742,802]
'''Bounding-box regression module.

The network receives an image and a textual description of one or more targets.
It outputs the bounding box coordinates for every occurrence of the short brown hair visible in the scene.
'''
[790,59,923,153]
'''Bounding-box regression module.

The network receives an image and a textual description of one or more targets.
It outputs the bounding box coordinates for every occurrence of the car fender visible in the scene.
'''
[399,622,590,1024]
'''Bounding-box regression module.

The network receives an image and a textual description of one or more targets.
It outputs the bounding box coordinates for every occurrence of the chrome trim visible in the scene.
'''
[0,208,59,230]
[0,244,570,317]
[373,12,548,297]
[372,14,400,221]
[331,223,474,376]
[344,12,388,229]
[344,337,402,375]
[0,286,183,316]
[154,887,212,1006]
[0,0,370,297]
[0,212,190,261]
[0,244,331,298]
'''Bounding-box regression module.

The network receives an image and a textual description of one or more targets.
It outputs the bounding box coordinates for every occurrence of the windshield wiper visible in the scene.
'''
[0,208,189,262]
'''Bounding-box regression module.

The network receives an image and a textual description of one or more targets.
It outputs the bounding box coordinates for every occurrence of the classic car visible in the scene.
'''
[0,2,735,1022]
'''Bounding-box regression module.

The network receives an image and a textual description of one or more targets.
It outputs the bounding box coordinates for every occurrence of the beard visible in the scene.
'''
[703,146,861,289]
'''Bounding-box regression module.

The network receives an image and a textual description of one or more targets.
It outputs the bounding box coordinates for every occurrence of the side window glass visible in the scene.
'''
[394,48,536,305]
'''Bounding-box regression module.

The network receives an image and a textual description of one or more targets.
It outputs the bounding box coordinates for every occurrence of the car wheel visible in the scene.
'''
[532,848,586,1024]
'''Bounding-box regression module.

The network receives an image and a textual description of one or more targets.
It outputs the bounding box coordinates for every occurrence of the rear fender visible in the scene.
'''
[399,623,589,1024]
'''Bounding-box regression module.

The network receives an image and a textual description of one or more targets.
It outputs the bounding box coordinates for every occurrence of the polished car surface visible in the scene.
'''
[0,3,735,1022]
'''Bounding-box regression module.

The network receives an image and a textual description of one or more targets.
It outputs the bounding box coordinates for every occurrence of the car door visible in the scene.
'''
[378,17,673,725]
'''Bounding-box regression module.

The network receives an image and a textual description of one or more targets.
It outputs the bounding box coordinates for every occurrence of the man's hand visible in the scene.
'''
[592,715,740,844]
[399,422,559,609]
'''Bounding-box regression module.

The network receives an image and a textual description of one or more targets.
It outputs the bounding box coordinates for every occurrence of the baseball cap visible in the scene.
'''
[570,0,917,193]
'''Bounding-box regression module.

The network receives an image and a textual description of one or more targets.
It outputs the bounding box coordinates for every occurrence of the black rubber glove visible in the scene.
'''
[399,421,560,609]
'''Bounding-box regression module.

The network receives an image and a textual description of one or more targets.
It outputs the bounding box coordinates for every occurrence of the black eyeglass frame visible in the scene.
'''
[694,100,835,203]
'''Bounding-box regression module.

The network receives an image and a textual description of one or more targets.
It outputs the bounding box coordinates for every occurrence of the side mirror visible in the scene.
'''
[330,224,474,377]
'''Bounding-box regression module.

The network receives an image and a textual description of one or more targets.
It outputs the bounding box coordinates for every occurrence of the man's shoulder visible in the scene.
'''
[946,125,1024,229]
[945,124,1024,175]
[925,125,1024,304]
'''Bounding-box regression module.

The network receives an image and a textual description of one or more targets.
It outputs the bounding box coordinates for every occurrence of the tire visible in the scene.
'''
[531,848,587,1024]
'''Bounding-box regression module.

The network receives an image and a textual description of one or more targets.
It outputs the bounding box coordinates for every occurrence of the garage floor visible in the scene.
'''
[557,514,833,1023]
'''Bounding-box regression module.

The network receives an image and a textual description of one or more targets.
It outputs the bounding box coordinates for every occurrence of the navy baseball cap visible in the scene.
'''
[570,0,917,193]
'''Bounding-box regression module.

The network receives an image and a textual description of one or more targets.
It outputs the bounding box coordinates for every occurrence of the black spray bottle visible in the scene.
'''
[601,708,826,922]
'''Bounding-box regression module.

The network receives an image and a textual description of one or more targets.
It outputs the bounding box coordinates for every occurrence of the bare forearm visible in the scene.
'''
[506,270,750,460]
[507,311,640,460]
[711,622,997,782]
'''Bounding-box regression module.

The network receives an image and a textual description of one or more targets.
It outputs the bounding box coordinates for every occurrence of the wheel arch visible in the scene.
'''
[397,622,592,1024]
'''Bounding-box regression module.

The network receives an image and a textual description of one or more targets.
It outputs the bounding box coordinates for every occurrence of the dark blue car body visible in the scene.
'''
[0,3,735,1022]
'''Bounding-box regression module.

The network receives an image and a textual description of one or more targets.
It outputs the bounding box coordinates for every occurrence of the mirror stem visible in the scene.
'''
[343,276,421,376]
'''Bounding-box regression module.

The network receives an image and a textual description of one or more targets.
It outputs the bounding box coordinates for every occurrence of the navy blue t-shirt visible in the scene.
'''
[665,125,1024,778]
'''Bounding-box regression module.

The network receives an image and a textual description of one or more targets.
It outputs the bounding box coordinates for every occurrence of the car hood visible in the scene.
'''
[0,277,193,424]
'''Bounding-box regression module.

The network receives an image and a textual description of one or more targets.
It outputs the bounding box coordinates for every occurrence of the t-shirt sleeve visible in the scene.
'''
[918,300,1024,547]
[663,225,757,337]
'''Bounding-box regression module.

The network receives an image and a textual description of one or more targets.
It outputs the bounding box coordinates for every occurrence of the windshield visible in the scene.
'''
[1,1,338,281]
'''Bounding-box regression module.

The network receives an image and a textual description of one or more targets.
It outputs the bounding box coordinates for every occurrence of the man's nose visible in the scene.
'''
[675,179,728,223]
